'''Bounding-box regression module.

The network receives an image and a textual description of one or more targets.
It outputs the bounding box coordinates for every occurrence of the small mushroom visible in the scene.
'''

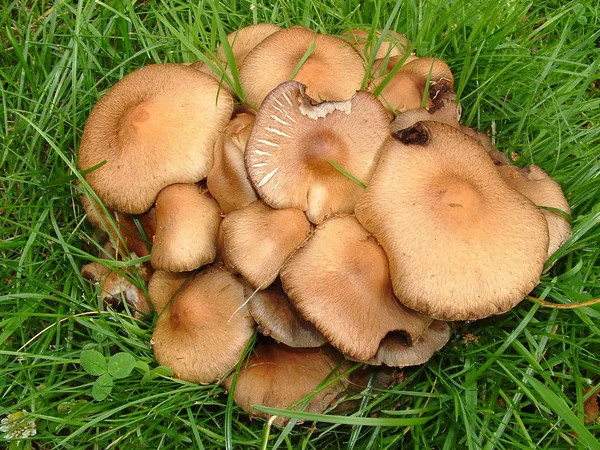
[280,215,432,361]
[151,183,221,272]
[246,280,326,348]
[78,63,233,214]
[497,164,572,259]
[222,340,351,426]
[239,27,366,109]
[355,122,549,321]
[220,200,312,288]
[245,81,389,224]
[151,266,255,384]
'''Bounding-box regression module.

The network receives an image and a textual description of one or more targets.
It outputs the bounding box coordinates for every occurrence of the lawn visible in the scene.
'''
[1,0,599,449]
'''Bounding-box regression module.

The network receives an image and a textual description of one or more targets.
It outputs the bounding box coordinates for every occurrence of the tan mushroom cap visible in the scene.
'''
[362,321,451,367]
[218,23,281,68]
[151,267,255,384]
[239,27,366,109]
[151,184,221,272]
[390,88,461,133]
[220,200,312,288]
[355,122,549,321]
[280,216,432,361]
[245,81,389,224]
[459,125,509,166]
[246,281,326,348]
[147,270,191,313]
[371,54,419,79]
[222,341,351,426]
[497,164,571,258]
[78,63,234,214]
[81,262,151,317]
[373,57,454,114]
[342,28,409,60]
[207,113,258,213]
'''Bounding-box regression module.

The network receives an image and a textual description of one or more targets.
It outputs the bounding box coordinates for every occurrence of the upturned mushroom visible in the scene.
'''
[280,215,432,360]
[239,27,366,109]
[151,266,255,383]
[151,183,221,272]
[245,81,389,224]
[78,63,233,214]
[355,122,549,321]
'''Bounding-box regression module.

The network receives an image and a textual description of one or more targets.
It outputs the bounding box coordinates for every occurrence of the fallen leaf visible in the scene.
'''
[584,386,599,425]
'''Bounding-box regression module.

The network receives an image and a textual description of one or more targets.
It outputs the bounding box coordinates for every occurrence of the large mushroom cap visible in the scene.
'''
[239,27,366,109]
[151,267,255,383]
[280,215,432,360]
[355,122,549,321]
[78,63,234,214]
[497,164,572,258]
[245,81,389,224]
[222,341,351,426]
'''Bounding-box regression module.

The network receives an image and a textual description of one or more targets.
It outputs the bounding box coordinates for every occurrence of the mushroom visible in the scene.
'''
[151,266,255,383]
[280,215,432,361]
[239,27,366,109]
[355,122,549,321]
[246,280,326,348]
[341,28,409,61]
[217,23,281,69]
[245,81,389,224]
[220,200,312,288]
[206,113,258,213]
[147,270,192,314]
[497,164,572,258]
[151,183,221,272]
[78,63,233,214]
[81,262,151,317]
[360,321,451,367]
[222,340,352,426]
[390,88,461,133]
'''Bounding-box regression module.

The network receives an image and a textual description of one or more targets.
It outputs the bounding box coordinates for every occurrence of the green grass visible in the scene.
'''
[1,0,599,448]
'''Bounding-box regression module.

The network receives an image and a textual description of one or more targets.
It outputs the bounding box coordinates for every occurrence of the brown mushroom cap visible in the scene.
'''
[245,81,389,224]
[373,57,454,114]
[342,28,409,61]
[222,341,351,426]
[220,200,312,288]
[218,23,281,68]
[206,113,258,213]
[280,215,432,360]
[246,281,326,348]
[78,63,234,214]
[361,321,451,367]
[151,183,221,272]
[497,164,572,258]
[459,125,509,166]
[147,270,192,313]
[239,27,365,109]
[151,267,255,383]
[355,122,549,321]
[390,89,461,133]
[81,262,151,317]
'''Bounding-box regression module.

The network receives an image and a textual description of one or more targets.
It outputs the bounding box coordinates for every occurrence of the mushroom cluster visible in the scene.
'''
[77,24,571,424]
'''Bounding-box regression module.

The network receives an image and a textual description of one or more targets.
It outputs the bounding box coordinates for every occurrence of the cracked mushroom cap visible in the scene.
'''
[497,164,572,258]
[78,63,233,214]
[239,27,365,109]
[361,320,451,367]
[151,266,255,383]
[222,341,351,426]
[342,28,409,60]
[373,57,454,114]
[355,122,549,321]
[207,113,258,213]
[220,200,312,288]
[280,216,432,361]
[246,281,326,348]
[245,81,389,224]
[151,184,221,272]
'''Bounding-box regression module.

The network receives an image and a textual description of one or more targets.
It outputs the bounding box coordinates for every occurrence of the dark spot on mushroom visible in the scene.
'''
[392,122,431,146]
